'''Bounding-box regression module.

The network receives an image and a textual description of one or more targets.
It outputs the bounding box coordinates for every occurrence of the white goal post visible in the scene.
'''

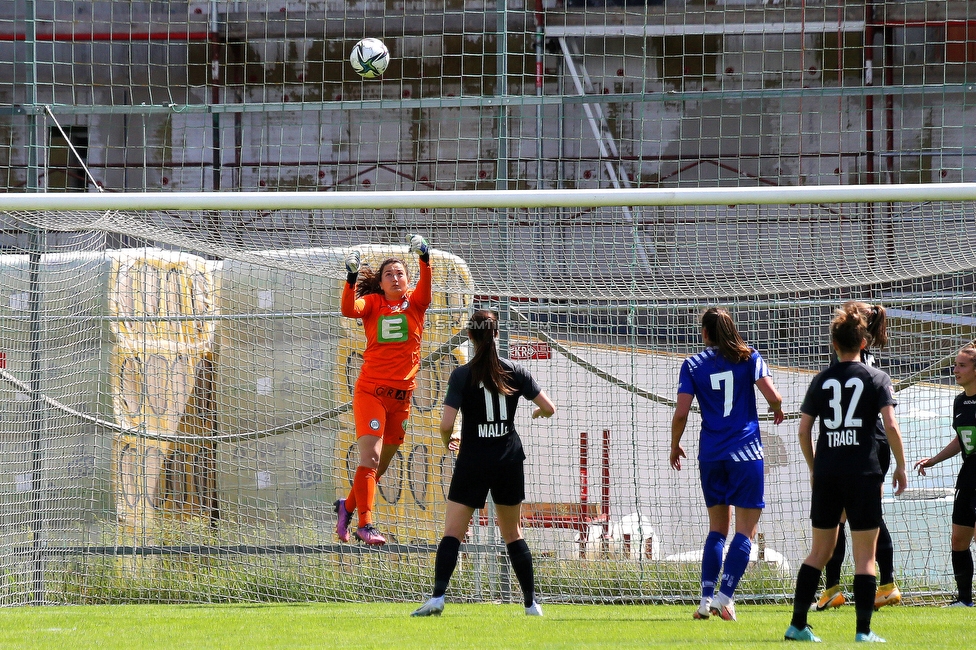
[2,186,975,606]
[3,184,976,211]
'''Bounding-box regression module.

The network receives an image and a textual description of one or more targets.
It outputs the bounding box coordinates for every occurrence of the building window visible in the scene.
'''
[48,126,89,192]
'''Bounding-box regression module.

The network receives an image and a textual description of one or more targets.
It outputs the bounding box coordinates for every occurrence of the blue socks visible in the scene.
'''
[701,531,726,599]
[703,531,754,601]
[719,532,752,598]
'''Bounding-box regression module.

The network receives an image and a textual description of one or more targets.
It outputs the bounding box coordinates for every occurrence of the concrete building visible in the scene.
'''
[2,0,973,200]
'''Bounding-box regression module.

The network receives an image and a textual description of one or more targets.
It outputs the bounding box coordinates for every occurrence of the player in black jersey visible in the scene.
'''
[815,301,901,612]
[785,303,908,643]
[915,344,976,607]
[411,309,556,618]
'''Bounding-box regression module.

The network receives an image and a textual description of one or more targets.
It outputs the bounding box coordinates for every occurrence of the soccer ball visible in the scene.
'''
[350,38,390,79]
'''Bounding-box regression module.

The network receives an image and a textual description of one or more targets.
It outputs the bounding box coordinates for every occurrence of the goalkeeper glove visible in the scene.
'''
[407,234,430,263]
[344,250,361,285]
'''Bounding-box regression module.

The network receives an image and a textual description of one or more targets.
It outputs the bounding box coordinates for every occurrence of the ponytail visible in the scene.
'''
[866,304,888,350]
[841,300,887,350]
[701,307,751,363]
[466,310,514,396]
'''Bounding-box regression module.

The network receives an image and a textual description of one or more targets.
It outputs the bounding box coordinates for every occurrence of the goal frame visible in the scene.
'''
[3,183,976,212]
[4,185,976,607]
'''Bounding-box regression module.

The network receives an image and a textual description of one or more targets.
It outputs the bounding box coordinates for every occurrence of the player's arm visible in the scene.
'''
[880,404,908,496]
[407,234,433,307]
[755,376,785,424]
[670,392,693,471]
[440,368,463,451]
[340,281,368,318]
[798,412,816,473]
[530,389,555,419]
[439,405,460,450]
[340,251,367,318]
[914,436,962,475]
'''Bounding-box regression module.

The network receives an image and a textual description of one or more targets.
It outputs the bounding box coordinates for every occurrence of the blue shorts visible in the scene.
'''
[699,458,765,509]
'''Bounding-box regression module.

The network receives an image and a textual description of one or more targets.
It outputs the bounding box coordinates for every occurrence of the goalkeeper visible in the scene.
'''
[411,309,556,617]
[333,234,433,546]
[670,307,785,622]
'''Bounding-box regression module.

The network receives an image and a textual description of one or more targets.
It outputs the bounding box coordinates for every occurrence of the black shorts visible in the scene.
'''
[952,473,976,528]
[810,473,883,531]
[447,457,525,509]
[878,439,891,476]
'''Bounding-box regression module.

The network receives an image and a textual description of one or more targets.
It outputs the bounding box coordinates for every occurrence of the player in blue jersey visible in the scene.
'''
[670,307,785,622]
[914,343,976,607]
[784,303,907,643]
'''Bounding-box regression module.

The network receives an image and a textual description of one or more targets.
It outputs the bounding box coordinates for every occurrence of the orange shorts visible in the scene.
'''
[352,379,413,446]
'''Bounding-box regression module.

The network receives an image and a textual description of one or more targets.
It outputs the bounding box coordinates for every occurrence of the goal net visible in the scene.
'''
[3,186,976,606]
[4,0,976,608]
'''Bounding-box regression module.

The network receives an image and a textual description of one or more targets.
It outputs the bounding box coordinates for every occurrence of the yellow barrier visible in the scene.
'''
[107,252,216,539]
[0,245,471,548]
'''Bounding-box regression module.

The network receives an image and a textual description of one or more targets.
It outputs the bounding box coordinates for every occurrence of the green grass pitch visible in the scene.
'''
[0,603,967,649]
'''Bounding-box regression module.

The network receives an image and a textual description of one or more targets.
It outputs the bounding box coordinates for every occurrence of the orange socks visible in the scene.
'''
[344,472,381,515]
[351,465,377,527]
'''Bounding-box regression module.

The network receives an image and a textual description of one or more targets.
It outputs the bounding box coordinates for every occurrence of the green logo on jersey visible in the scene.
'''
[377,314,409,343]
[959,426,976,456]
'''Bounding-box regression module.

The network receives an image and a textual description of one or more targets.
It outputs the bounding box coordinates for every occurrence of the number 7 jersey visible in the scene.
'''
[676,347,771,462]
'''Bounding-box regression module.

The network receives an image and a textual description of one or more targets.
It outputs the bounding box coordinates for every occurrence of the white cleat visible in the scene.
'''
[411,596,445,617]
[525,601,544,616]
[709,593,736,621]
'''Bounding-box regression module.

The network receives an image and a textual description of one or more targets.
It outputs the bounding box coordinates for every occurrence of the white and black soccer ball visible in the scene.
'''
[350,38,390,79]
